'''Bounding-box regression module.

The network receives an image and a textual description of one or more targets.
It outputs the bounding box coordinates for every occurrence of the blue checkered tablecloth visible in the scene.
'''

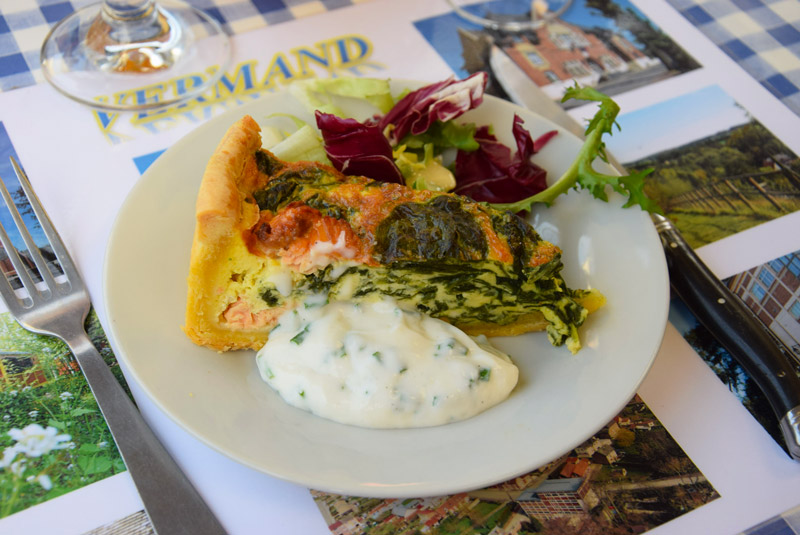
[740,502,800,535]
[0,2,799,535]
[667,0,800,116]
[0,0,363,92]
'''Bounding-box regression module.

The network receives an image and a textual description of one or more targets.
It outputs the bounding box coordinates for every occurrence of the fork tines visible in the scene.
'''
[0,157,71,308]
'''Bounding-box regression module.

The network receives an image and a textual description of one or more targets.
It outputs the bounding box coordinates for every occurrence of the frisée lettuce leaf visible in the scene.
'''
[289,77,394,116]
[490,85,660,214]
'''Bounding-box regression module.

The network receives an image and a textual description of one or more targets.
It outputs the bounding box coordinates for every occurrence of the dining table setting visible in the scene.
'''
[0,0,800,534]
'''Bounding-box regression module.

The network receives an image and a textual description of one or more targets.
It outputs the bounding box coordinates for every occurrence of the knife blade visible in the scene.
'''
[488,49,800,460]
[489,45,585,139]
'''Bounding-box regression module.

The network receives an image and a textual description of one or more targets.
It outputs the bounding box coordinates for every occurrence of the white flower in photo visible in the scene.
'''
[97,441,108,449]
[7,424,72,458]
[0,445,20,469]
[2,414,9,421]
[59,392,73,401]
[23,473,52,490]
[9,459,26,477]
[28,410,39,418]
[9,390,17,397]
[22,386,31,392]
[36,474,52,490]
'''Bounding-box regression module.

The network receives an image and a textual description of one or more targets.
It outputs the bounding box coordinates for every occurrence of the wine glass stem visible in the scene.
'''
[103,0,156,20]
[100,0,166,44]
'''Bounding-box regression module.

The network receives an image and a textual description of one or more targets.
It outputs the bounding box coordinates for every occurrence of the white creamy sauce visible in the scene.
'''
[255,296,519,428]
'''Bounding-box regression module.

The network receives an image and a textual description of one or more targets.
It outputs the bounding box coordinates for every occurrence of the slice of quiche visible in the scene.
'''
[184,115,604,353]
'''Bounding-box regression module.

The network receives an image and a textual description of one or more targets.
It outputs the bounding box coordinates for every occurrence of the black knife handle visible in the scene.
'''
[652,214,800,461]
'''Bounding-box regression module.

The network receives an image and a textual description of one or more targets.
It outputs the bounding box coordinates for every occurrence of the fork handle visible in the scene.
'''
[67,330,227,535]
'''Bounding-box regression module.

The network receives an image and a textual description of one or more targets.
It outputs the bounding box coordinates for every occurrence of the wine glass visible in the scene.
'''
[40,0,231,111]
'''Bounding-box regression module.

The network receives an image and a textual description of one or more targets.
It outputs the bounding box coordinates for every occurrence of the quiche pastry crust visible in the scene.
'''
[185,115,274,351]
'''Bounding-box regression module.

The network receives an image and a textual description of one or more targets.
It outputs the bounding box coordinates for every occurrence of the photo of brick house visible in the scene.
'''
[725,252,800,357]
[415,0,699,107]
[502,17,663,100]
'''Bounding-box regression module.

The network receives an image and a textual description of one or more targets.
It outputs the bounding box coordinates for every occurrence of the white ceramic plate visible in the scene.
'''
[103,82,669,498]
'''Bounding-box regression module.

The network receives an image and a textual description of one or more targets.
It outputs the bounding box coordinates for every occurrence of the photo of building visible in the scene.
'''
[414,0,699,105]
[501,17,663,100]
[516,478,598,519]
[726,252,800,357]
[669,248,800,451]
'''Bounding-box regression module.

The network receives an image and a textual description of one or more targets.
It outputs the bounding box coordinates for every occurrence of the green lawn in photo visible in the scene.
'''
[665,210,782,250]
[627,121,800,249]
[0,311,127,518]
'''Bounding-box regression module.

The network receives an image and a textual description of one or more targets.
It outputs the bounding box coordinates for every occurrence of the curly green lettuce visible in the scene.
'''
[490,85,661,214]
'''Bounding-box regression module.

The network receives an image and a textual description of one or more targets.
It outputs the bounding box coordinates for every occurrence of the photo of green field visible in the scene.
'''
[609,85,800,249]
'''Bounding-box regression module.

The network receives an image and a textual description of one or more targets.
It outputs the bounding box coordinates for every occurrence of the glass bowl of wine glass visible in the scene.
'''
[40,0,232,111]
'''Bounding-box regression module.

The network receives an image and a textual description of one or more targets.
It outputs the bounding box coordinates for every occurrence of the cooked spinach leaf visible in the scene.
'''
[303,193,354,220]
[293,257,585,348]
[491,211,542,272]
[255,150,285,176]
[253,178,299,212]
[260,287,283,307]
[374,196,487,263]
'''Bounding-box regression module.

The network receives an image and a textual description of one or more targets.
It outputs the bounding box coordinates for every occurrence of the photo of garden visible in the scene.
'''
[0,310,127,518]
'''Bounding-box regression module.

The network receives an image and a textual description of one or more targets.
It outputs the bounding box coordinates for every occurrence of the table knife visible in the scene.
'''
[488,48,800,460]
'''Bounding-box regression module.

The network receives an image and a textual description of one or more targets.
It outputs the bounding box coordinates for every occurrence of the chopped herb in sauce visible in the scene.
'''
[290,324,310,345]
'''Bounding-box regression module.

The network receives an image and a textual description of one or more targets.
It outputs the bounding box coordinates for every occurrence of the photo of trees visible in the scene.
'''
[612,84,800,249]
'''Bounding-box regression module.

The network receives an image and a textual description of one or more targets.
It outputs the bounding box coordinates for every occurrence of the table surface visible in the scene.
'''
[0,1,799,534]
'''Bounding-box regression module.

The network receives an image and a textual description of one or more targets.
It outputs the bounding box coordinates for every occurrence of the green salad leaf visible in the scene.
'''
[489,85,661,214]
[289,77,394,116]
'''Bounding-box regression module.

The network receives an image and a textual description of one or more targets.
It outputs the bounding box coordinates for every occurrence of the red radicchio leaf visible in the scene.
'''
[315,110,404,185]
[453,114,557,204]
[378,72,488,145]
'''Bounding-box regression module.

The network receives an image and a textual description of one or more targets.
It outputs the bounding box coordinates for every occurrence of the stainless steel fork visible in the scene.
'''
[0,158,227,535]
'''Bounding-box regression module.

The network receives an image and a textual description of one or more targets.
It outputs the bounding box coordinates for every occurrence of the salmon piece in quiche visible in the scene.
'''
[184,115,604,353]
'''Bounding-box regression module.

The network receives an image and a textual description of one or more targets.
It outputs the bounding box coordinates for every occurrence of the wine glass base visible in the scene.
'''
[40,0,232,112]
